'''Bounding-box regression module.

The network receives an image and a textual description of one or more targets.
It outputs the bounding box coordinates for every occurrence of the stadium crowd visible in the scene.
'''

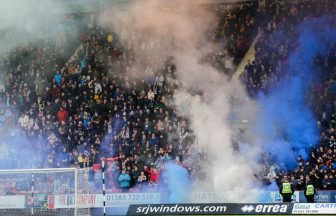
[0,1,258,193]
[0,0,336,194]
[1,16,196,193]
[242,0,336,190]
[214,1,258,65]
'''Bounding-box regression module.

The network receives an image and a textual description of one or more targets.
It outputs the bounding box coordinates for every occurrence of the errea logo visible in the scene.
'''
[241,204,288,213]
[256,204,288,213]
[241,205,255,212]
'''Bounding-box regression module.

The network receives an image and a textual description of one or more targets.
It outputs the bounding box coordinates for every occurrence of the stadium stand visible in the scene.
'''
[242,0,336,190]
[0,0,336,195]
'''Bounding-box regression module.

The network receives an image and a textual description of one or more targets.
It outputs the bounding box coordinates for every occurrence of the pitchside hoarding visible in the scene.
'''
[292,203,336,214]
[127,203,336,215]
[0,195,25,209]
[2,191,336,211]
[126,203,293,215]
[192,191,336,203]
[191,191,300,203]
[48,193,161,208]
[127,203,233,215]
[260,191,300,203]
[298,191,334,203]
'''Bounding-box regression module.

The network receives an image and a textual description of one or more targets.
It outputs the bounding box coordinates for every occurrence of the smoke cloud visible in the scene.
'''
[99,0,262,202]
[0,0,332,208]
[160,162,192,203]
[255,16,336,169]
[0,0,74,54]
[0,0,84,169]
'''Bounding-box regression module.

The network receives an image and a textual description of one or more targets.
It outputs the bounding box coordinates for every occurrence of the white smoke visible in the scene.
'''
[0,0,82,168]
[0,0,72,54]
[99,0,262,202]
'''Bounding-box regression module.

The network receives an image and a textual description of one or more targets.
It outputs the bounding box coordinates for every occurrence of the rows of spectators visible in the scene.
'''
[214,1,258,65]
[242,0,336,190]
[0,16,200,193]
[0,1,254,193]
[70,22,204,192]
[3,0,336,194]
[0,15,85,168]
[243,0,336,95]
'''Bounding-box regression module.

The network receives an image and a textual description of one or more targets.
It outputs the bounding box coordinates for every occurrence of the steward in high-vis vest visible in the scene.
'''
[280,178,294,203]
[304,182,316,203]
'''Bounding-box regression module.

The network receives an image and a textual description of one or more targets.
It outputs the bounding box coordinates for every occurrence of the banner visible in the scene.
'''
[333,192,336,202]
[127,203,235,215]
[26,193,48,208]
[314,192,332,203]
[0,195,25,209]
[292,203,336,214]
[4,191,336,210]
[298,191,332,203]
[191,192,226,203]
[259,191,299,203]
[49,193,161,209]
[105,193,161,207]
[127,203,293,215]
[192,191,300,203]
[262,191,336,203]
[50,194,99,209]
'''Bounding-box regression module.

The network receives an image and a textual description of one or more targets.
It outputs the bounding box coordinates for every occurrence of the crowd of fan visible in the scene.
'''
[0,17,198,193]
[214,1,258,65]
[0,1,257,193]
[62,23,200,192]
[242,0,336,190]
[243,0,336,95]
[0,16,83,159]
[1,0,336,193]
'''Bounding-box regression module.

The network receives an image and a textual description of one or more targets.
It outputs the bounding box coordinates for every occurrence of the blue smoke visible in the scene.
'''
[256,16,336,169]
[99,114,122,158]
[0,127,47,169]
[259,181,279,203]
[159,162,192,203]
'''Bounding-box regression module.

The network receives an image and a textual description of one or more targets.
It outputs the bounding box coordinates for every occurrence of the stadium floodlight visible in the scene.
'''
[0,168,92,216]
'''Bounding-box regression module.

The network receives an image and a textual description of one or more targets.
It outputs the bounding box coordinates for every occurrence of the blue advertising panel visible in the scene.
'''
[298,191,332,203]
